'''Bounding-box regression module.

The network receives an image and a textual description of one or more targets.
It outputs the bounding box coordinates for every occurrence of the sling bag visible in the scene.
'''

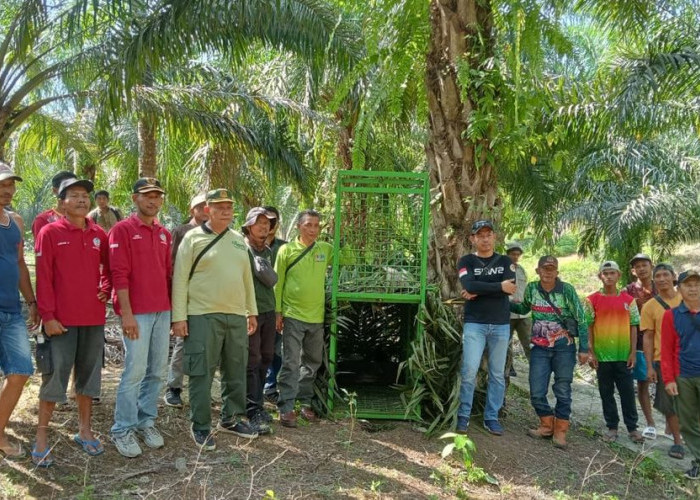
[537,283,579,337]
[285,242,316,275]
[654,295,672,310]
[247,245,278,288]
[188,229,228,281]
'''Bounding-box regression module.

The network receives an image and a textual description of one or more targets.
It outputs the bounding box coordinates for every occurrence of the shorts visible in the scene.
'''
[38,325,104,402]
[0,311,34,376]
[653,361,675,416]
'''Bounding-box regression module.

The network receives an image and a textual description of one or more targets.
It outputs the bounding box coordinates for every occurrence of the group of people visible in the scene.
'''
[0,164,332,467]
[457,220,700,480]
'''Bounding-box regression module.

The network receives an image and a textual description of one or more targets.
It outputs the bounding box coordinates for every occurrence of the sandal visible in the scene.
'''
[73,434,104,456]
[629,430,645,444]
[31,444,54,468]
[642,426,657,440]
[602,429,618,443]
[669,444,685,460]
[0,442,26,460]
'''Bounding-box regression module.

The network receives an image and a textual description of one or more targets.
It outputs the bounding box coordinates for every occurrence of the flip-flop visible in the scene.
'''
[0,442,26,460]
[602,429,618,443]
[669,444,685,460]
[642,426,657,439]
[31,444,54,468]
[73,434,104,456]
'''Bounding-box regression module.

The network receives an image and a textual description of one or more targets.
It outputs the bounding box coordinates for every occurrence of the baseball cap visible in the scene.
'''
[189,193,206,209]
[677,270,700,284]
[58,178,94,198]
[506,242,523,254]
[471,220,494,235]
[206,188,234,204]
[599,260,621,273]
[51,170,76,189]
[242,207,275,228]
[629,253,652,266]
[133,177,165,194]
[652,263,675,276]
[0,162,22,182]
[537,255,559,269]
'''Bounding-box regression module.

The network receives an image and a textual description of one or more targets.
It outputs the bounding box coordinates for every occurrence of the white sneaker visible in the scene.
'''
[112,431,142,458]
[136,427,165,448]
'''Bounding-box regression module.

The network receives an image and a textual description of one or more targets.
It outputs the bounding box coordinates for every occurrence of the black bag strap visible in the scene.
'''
[285,242,315,274]
[538,283,566,324]
[188,229,228,281]
[654,295,672,310]
[112,208,122,221]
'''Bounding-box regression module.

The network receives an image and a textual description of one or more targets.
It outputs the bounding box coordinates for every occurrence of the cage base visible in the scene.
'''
[332,385,420,421]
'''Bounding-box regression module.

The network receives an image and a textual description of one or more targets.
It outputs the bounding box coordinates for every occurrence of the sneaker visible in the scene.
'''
[257,409,273,424]
[685,461,699,480]
[483,419,504,436]
[164,387,183,408]
[456,416,469,435]
[136,426,165,449]
[190,424,216,451]
[249,413,272,435]
[112,431,142,458]
[217,419,259,439]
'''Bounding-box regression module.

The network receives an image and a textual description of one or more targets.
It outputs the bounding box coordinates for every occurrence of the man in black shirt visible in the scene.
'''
[456,220,516,435]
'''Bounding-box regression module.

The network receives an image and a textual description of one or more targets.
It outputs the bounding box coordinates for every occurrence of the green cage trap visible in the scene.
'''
[328,170,430,420]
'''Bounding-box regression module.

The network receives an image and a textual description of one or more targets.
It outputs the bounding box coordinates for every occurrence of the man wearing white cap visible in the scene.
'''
[164,193,209,408]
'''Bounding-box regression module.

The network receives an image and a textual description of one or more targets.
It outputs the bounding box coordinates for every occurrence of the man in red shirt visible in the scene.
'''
[109,178,172,458]
[31,170,76,239]
[33,177,111,467]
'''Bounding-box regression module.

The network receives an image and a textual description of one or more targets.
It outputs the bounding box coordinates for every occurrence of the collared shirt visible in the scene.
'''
[661,302,700,383]
[88,206,122,233]
[510,263,529,319]
[109,214,172,315]
[32,208,62,239]
[640,293,682,361]
[35,217,110,326]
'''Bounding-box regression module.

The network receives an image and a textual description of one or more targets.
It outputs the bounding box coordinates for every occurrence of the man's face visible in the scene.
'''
[599,269,620,287]
[679,277,700,303]
[0,178,17,208]
[536,265,558,284]
[95,194,109,209]
[205,201,233,225]
[298,215,320,242]
[63,187,90,217]
[133,191,164,217]
[248,215,271,244]
[470,228,495,253]
[507,250,522,264]
[653,270,675,292]
[190,202,208,224]
[632,260,653,281]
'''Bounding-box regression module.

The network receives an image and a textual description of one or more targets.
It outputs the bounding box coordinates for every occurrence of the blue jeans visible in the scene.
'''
[0,311,33,376]
[459,322,510,421]
[529,341,576,419]
[111,311,171,437]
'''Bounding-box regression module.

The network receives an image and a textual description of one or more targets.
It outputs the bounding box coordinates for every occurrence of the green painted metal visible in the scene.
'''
[329,170,429,420]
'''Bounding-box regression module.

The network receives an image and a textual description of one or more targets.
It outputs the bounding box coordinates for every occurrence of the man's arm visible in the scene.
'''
[98,229,111,302]
[660,309,679,395]
[627,301,640,368]
[109,224,139,339]
[584,298,597,368]
[566,284,589,355]
[171,231,196,337]
[35,226,66,335]
[509,282,533,315]
[273,244,288,331]
[458,256,515,296]
[12,213,39,329]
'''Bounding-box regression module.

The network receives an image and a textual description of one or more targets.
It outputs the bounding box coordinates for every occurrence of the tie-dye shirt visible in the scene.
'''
[585,291,640,362]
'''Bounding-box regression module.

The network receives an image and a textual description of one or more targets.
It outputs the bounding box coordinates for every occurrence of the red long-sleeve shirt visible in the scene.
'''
[109,214,172,315]
[660,309,680,384]
[35,217,111,326]
[32,208,62,239]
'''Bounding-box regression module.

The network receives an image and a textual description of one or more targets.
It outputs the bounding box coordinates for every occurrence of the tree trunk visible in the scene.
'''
[138,116,158,178]
[425,0,500,300]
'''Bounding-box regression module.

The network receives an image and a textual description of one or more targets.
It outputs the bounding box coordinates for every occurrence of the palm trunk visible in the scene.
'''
[426,0,499,300]
[138,116,158,178]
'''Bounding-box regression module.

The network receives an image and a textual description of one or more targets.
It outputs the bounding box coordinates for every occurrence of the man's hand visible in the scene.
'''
[665,381,678,396]
[247,316,258,336]
[172,321,188,338]
[627,351,636,370]
[648,369,658,384]
[27,303,40,330]
[588,351,599,370]
[276,313,284,332]
[501,280,517,295]
[577,352,589,365]
[97,291,109,303]
[121,312,140,340]
[44,319,67,336]
[460,290,477,301]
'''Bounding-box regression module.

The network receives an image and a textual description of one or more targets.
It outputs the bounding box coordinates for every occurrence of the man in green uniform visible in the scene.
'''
[171,189,258,450]
[274,209,332,428]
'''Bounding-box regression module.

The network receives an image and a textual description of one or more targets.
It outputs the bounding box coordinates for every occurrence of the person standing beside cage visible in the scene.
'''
[274,209,333,428]
[0,162,40,460]
[510,255,588,448]
[455,220,516,436]
[506,242,531,378]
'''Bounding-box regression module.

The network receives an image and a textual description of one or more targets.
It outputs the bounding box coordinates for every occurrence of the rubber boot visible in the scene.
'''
[553,418,569,449]
[528,415,554,439]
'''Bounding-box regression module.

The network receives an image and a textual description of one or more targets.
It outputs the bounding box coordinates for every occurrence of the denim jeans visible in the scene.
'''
[529,341,576,419]
[111,311,171,437]
[0,311,33,376]
[459,322,510,421]
[596,361,638,432]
